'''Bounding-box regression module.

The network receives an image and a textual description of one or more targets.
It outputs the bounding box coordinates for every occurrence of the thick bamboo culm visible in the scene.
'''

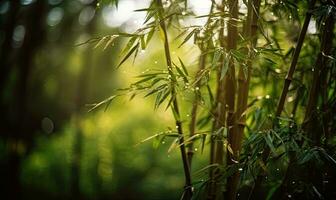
[226,0,261,199]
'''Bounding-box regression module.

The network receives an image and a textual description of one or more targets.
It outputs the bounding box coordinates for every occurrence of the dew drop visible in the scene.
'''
[265,95,270,99]
[154,60,158,64]
[288,194,292,198]
[194,148,198,152]
[238,168,243,171]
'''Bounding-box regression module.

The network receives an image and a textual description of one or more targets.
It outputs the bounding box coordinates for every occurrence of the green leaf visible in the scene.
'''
[103,35,118,50]
[174,63,188,83]
[134,75,156,85]
[212,49,221,68]
[179,29,197,48]
[140,35,146,50]
[178,57,189,76]
[144,10,156,24]
[165,94,175,111]
[121,36,138,55]
[220,55,229,80]
[144,84,167,97]
[156,87,170,109]
[146,27,156,45]
[263,132,276,153]
[88,95,118,112]
[168,138,179,153]
[132,46,139,64]
[117,43,139,68]
[207,85,214,106]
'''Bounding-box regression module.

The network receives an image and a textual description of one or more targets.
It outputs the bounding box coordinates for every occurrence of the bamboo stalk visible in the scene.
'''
[187,2,215,167]
[277,12,335,198]
[156,0,192,199]
[302,14,334,142]
[248,0,317,198]
[207,1,227,198]
[224,0,239,199]
[275,0,317,117]
[225,0,238,160]
[226,0,261,199]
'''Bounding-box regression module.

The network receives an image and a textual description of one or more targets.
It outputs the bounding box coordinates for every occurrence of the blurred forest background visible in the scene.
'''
[0,0,335,200]
[0,0,198,199]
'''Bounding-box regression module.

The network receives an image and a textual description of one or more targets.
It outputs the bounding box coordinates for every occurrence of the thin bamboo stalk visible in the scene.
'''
[248,0,317,198]
[156,0,192,199]
[275,0,317,117]
[188,2,215,167]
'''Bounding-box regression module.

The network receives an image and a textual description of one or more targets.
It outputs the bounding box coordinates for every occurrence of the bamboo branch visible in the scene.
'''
[156,0,192,199]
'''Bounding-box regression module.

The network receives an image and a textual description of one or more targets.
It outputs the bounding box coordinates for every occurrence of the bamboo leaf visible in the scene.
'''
[179,29,197,48]
[178,57,189,76]
[206,84,214,106]
[174,63,188,83]
[121,36,138,55]
[168,138,179,153]
[220,55,229,80]
[140,35,146,50]
[104,35,119,50]
[144,84,167,97]
[117,43,139,68]
[134,75,156,85]
[146,27,156,45]
[156,87,170,109]
[264,132,276,153]
[88,95,118,112]
[132,46,139,64]
[212,49,221,68]
[94,37,107,49]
